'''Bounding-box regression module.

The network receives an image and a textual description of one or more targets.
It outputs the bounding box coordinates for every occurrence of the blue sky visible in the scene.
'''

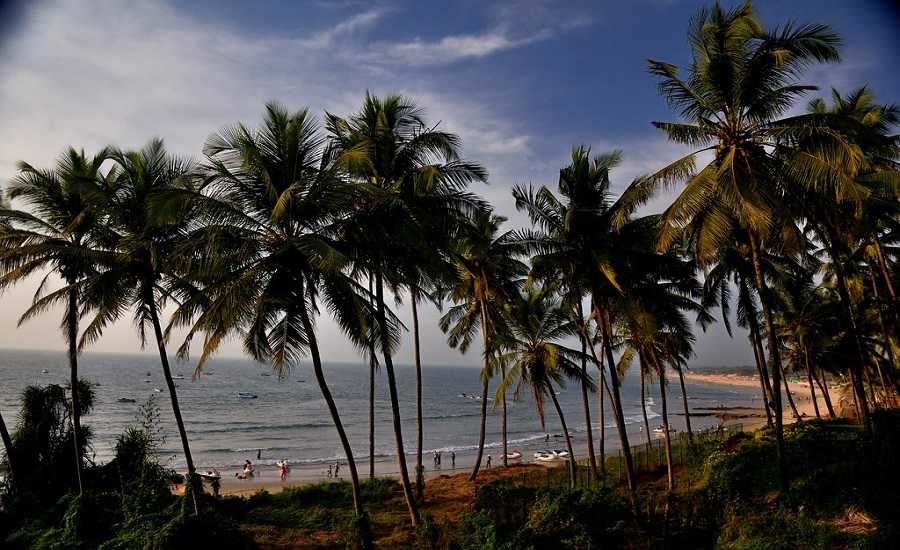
[0,0,898,367]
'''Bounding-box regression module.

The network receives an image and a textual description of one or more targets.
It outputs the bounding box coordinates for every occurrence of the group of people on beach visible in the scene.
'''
[327,461,341,478]
[431,450,456,469]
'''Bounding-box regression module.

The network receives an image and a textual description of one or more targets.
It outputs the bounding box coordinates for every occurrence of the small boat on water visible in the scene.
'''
[199,471,221,481]
[41,369,49,374]
[153,388,163,393]
[117,397,136,403]
[238,392,258,399]
[534,451,556,462]
[505,451,522,460]
[172,374,185,380]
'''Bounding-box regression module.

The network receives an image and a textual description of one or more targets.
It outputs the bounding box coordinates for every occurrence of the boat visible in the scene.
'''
[199,471,221,481]
[41,369,49,374]
[238,392,258,399]
[504,451,522,460]
[534,451,556,462]
[653,425,675,435]
[143,379,151,383]
[553,449,570,458]
[153,388,163,393]
[172,374,185,380]
[117,397,136,403]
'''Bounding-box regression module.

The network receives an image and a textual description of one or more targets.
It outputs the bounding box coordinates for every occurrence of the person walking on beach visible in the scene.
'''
[257,448,261,460]
[327,464,333,478]
[334,461,340,477]
[279,461,288,481]
[211,477,221,497]
[486,455,492,468]
[451,451,455,469]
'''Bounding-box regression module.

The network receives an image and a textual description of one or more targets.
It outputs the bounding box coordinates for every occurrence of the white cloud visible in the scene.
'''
[377,28,553,66]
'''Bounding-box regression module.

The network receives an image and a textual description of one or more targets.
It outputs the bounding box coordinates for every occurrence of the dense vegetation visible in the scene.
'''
[0,1,897,548]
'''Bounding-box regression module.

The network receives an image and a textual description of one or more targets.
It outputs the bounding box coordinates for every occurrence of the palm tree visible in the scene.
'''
[618,1,845,488]
[496,286,593,489]
[328,93,487,525]
[74,140,202,514]
[515,146,648,494]
[0,147,110,495]
[165,104,387,534]
[440,211,526,481]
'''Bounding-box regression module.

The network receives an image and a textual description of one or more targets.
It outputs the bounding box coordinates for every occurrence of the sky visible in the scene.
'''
[0,0,898,368]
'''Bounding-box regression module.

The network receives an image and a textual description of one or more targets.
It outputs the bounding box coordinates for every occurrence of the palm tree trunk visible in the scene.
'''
[803,347,821,419]
[827,239,873,436]
[816,368,836,418]
[500,360,508,468]
[470,300,492,481]
[585,331,606,475]
[649,350,674,492]
[0,410,15,492]
[875,237,897,302]
[147,295,199,515]
[870,268,900,400]
[780,363,801,419]
[411,292,424,498]
[748,231,786,491]
[593,298,636,495]
[676,366,692,441]
[373,271,419,527]
[367,274,376,479]
[750,322,776,408]
[549,386,576,489]
[749,332,773,427]
[578,344,597,478]
[67,286,84,495]
[577,304,598,480]
[639,358,652,448]
[296,278,365,522]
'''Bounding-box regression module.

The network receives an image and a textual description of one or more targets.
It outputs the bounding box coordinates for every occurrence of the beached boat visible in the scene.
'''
[238,392,258,399]
[534,451,556,462]
[199,471,221,481]
[653,425,675,435]
[553,449,569,458]
[504,451,522,460]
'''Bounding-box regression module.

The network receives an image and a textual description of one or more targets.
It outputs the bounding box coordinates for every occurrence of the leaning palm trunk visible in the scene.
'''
[749,331,773,427]
[411,293,424,498]
[816,368,836,418]
[779,363,801,419]
[585,334,607,475]
[549,386,576,489]
[594,300,636,494]
[297,279,365,521]
[748,232,787,490]
[578,336,598,479]
[651,351,674,492]
[66,286,85,495]
[870,268,900,400]
[147,295,199,515]
[639,357,652,447]
[0,410,15,491]
[374,272,419,527]
[470,301,492,481]
[500,361,508,468]
[804,348,821,419]
[367,275,376,479]
[675,366,692,441]
[829,249,873,436]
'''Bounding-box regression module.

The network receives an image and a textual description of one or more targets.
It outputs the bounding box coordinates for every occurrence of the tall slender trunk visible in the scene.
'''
[870,268,900,400]
[470,300,492,481]
[750,322,776,405]
[639,355,652,447]
[750,332,773,427]
[874,238,897,302]
[585,331,606,474]
[827,236,873,436]
[411,292,424,498]
[803,347,821,419]
[367,275,376,479]
[67,286,84,495]
[650,350,674,492]
[549,386,576,489]
[373,271,419,526]
[816,368,836,418]
[748,231,786,491]
[0,410,15,492]
[577,304,598,480]
[500,360,508,468]
[780,363,801,419]
[676,366,692,441]
[296,277,365,522]
[594,298,636,495]
[147,294,198,515]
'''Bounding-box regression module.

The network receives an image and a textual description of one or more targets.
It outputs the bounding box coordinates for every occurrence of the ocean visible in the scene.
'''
[0,349,759,480]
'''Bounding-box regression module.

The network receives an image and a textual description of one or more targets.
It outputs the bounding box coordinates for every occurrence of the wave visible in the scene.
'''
[188,421,332,434]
